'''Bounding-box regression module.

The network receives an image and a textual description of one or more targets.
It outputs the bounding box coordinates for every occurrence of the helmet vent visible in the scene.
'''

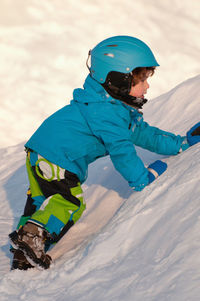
[104,53,115,58]
[107,44,118,47]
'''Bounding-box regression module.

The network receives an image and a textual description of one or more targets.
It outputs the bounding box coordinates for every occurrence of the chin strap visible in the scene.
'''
[121,95,148,109]
[127,96,148,109]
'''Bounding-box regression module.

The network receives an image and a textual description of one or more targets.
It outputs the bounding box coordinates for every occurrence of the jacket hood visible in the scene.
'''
[72,74,122,105]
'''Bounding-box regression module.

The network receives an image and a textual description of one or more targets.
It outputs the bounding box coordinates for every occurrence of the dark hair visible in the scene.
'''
[131,67,156,86]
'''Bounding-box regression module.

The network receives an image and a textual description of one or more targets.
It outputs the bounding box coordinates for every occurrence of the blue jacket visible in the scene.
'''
[25,75,189,190]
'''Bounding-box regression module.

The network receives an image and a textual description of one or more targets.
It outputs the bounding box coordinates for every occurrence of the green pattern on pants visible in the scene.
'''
[25,153,86,236]
[26,155,44,198]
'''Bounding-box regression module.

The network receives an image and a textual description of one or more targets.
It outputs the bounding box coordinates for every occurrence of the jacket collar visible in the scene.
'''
[73,75,142,115]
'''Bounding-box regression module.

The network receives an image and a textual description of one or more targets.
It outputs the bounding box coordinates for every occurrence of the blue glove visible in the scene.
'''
[187,122,200,146]
[148,160,167,184]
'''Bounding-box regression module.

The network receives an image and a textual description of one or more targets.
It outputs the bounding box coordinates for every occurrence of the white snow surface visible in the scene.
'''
[0,1,200,300]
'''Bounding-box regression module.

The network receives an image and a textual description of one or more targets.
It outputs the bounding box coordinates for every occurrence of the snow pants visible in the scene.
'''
[17,150,86,245]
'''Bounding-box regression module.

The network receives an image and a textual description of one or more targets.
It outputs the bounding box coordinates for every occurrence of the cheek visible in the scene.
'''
[129,85,142,97]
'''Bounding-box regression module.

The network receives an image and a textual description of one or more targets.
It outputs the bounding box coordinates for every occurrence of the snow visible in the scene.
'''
[0,0,200,300]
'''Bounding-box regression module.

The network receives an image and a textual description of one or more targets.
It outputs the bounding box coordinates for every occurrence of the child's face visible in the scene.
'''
[129,77,150,98]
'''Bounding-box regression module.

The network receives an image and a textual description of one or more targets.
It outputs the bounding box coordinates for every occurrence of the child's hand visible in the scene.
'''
[187,122,200,146]
[148,160,167,184]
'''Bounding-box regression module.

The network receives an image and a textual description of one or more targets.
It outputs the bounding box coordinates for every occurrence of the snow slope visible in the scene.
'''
[0,75,200,301]
[0,0,200,147]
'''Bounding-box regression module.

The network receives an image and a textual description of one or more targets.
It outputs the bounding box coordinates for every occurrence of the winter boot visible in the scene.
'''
[11,249,34,270]
[9,222,52,269]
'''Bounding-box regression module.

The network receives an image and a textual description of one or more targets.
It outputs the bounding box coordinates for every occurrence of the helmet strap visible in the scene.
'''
[86,50,91,73]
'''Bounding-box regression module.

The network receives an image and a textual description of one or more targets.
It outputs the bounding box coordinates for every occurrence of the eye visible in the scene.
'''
[142,78,148,83]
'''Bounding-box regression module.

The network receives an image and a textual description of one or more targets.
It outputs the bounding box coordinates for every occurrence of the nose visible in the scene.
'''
[145,81,150,90]
[144,82,149,94]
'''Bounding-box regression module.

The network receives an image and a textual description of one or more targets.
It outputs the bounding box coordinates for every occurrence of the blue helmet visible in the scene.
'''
[88,35,159,83]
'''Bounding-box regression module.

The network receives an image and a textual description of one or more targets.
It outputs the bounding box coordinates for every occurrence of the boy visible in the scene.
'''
[9,35,200,270]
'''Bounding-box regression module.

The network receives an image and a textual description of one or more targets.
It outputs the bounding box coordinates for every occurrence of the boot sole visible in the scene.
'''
[11,249,34,271]
[11,259,34,271]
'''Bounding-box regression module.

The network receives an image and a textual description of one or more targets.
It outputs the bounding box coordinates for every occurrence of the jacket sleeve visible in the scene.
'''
[87,104,150,191]
[131,117,189,155]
